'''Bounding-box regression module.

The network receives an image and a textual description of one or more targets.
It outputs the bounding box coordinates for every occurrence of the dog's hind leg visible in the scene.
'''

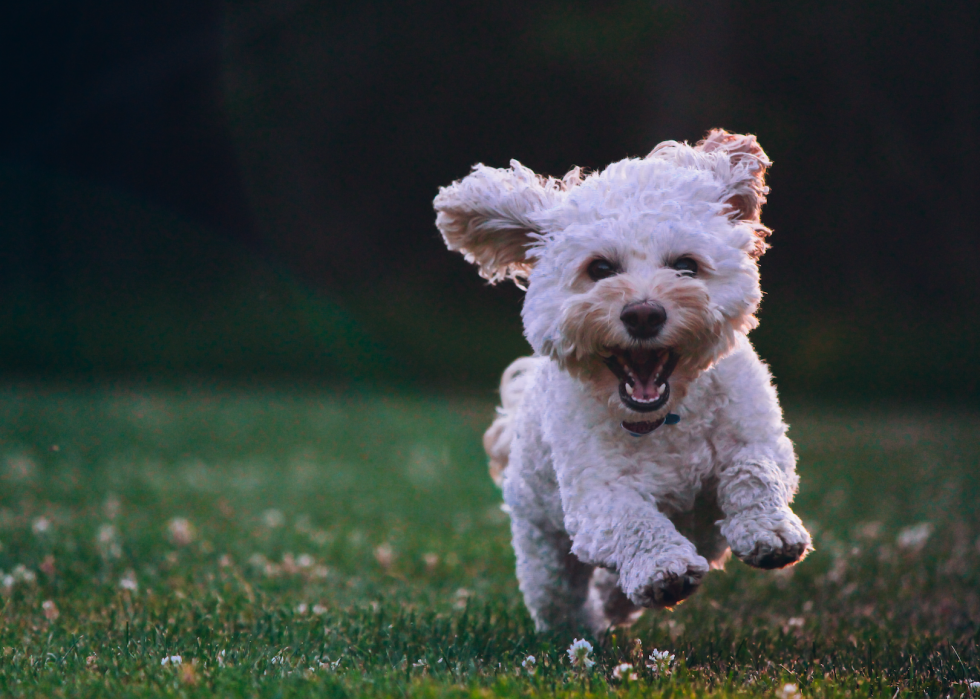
[583,568,643,634]
[484,356,545,486]
[509,514,594,632]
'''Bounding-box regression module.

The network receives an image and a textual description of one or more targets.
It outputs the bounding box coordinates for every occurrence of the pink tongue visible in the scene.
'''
[631,377,661,401]
[628,351,663,400]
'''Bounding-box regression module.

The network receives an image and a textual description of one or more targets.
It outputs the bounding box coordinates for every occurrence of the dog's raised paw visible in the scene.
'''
[628,566,706,608]
[741,541,808,569]
[648,571,702,607]
[723,510,812,570]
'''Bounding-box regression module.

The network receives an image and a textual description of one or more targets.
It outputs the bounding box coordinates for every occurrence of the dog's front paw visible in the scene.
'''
[722,509,812,570]
[622,550,710,608]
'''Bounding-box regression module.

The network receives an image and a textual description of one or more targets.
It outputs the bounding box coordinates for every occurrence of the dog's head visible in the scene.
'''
[435,130,772,431]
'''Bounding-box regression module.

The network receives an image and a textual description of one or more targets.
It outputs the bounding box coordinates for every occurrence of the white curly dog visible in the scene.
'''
[434,130,812,634]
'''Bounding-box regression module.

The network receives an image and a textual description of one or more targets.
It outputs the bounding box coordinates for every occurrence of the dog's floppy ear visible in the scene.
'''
[434,160,565,283]
[695,129,771,225]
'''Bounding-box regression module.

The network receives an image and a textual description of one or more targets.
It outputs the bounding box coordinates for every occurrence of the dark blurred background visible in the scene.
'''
[2,1,977,398]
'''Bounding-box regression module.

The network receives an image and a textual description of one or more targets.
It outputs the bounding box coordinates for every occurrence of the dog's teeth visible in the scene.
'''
[625,383,634,396]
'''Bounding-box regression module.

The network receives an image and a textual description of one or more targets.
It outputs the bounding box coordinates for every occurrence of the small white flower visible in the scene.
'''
[567,638,594,669]
[167,517,195,546]
[42,599,59,620]
[412,658,427,668]
[98,523,117,543]
[295,603,308,614]
[776,682,802,699]
[1,574,13,589]
[119,570,138,591]
[12,565,35,583]
[612,662,638,681]
[32,517,51,534]
[646,648,675,675]
[453,587,471,610]
[97,524,122,559]
[262,509,285,528]
[217,650,227,667]
[969,681,980,695]
[312,604,328,615]
[161,655,182,666]
[297,554,314,568]
[521,655,536,673]
[896,522,933,552]
[314,656,341,671]
[374,543,394,568]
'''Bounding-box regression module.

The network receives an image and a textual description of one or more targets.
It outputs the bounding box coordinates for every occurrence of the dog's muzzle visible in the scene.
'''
[603,348,678,414]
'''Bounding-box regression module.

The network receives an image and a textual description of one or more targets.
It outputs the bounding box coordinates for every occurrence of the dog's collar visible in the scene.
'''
[622,413,680,437]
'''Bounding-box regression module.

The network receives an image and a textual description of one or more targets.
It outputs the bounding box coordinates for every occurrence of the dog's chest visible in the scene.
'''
[540,368,725,511]
[618,422,717,510]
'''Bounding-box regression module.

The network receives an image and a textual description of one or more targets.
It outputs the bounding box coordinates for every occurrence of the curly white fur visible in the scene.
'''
[434,130,811,634]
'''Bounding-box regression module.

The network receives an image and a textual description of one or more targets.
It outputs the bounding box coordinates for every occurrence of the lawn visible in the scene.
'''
[0,384,978,698]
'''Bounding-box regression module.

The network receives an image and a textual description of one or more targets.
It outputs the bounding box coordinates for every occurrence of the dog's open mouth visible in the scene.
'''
[603,348,678,413]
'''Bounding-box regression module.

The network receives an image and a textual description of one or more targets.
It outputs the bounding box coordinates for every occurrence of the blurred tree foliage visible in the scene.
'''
[1,1,977,396]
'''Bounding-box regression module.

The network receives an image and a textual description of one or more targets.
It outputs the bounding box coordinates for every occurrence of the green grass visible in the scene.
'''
[0,385,978,698]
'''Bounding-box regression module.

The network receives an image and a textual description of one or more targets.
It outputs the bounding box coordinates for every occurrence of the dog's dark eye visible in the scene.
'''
[587,258,619,282]
[671,257,698,276]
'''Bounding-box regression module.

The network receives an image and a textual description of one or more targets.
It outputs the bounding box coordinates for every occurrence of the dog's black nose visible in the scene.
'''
[621,301,667,339]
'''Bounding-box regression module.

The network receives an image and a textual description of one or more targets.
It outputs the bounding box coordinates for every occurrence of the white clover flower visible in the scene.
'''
[167,517,195,547]
[217,650,227,667]
[262,509,285,528]
[161,655,182,666]
[97,524,122,559]
[374,543,394,569]
[295,603,308,614]
[776,682,802,699]
[317,656,341,671]
[521,655,536,673]
[612,663,638,681]
[567,638,594,669]
[119,570,138,591]
[896,522,933,552]
[42,599,59,620]
[312,604,328,615]
[969,681,980,695]
[12,565,35,583]
[453,587,471,610]
[646,648,675,675]
[32,517,51,534]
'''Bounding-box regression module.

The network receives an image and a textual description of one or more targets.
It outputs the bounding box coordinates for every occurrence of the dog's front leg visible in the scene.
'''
[716,456,812,569]
[560,484,710,608]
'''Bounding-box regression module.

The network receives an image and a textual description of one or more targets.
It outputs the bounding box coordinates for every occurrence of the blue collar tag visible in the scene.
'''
[665,413,681,425]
